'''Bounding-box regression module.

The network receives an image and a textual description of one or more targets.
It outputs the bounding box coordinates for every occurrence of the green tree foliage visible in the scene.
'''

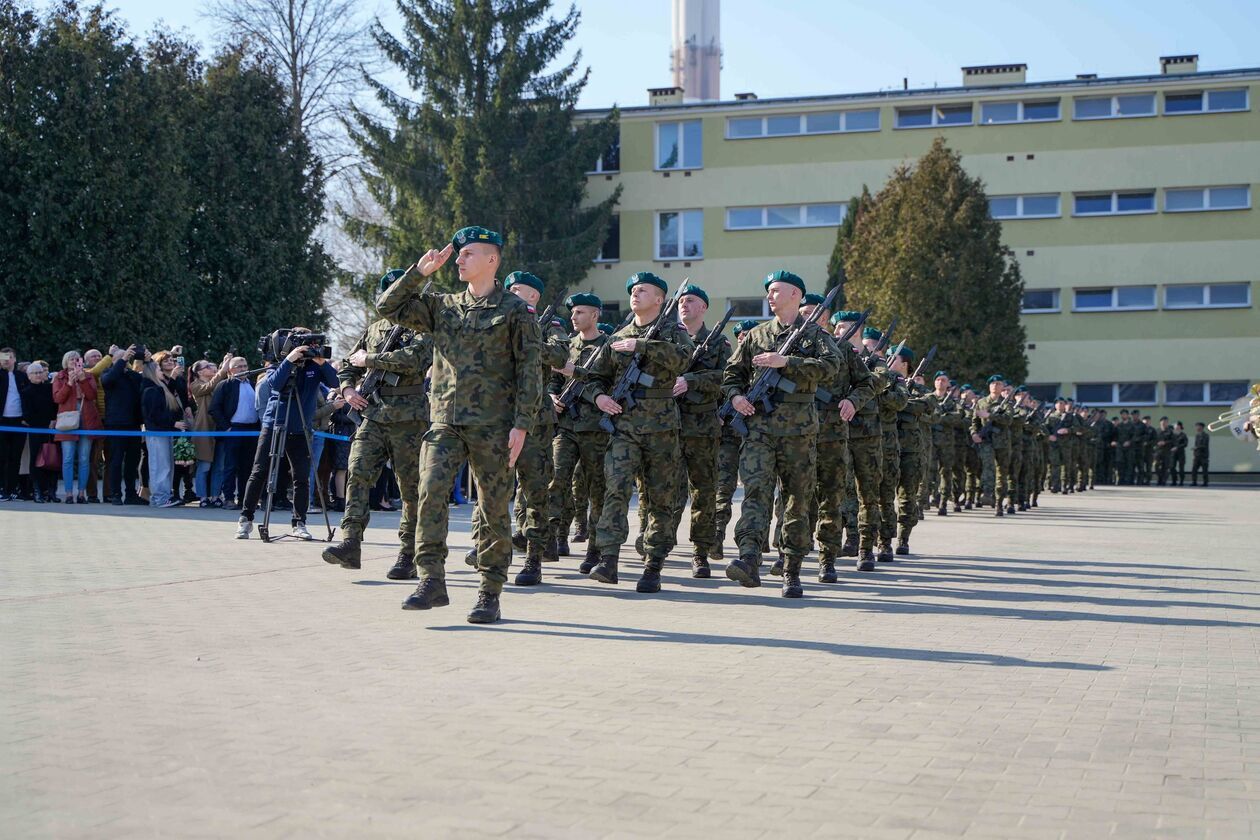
[844,137,1027,384]
[348,0,620,306]
[824,186,873,308]
[0,1,332,362]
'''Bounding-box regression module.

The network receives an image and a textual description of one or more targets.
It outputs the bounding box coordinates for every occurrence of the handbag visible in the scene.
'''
[55,381,83,432]
[36,441,62,471]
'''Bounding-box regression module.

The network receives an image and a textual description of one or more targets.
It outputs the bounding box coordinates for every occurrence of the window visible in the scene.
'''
[655,210,703,259]
[1021,289,1060,313]
[1073,191,1156,216]
[594,215,620,262]
[989,194,1061,219]
[729,297,770,320]
[1165,381,1250,405]
[656,120,702,170]
[1026,384,1059,403]
[895,103,973,129]
[725,108,880,139]
[1163,282,1251,309]
[1075,383,1156,405]
[1073,286,1156,311]
[590,139,620,173]
[1163,88,1249,114]
[1073,93,1156,120]
[1164,185,1251,212]
[726,203,846,230]
[980,99,1060,124]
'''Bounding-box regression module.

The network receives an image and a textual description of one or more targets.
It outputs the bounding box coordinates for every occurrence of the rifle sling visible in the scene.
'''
[378,384,427,397]
[629,387,675,399]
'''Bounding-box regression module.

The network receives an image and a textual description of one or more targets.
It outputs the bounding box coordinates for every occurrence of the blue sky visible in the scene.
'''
[56,0,1260,106]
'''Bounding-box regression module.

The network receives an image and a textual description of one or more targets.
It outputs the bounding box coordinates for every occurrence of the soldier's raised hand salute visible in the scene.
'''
[415,244,454,276]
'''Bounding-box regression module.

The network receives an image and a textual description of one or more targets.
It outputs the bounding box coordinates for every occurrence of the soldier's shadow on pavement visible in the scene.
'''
[429,618,1110,671]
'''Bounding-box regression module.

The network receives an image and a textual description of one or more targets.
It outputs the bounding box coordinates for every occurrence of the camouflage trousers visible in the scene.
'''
[919,436,934,508]
[339,417,426,553]
[595,428,681,559]
[569,461,590,534]
[666,432,720,553]
[813,437,851,557]
[849,435,883,552]
[415,423,515,595]
[977,441,1011,505]
[475,423,553,546]
[840,447,859,537]
[549,427,608,545]
[715,432,742,546]
[935,441,955,508]
[1048,444,1063,491]
[963,442,980,502]
[877,434,900,544]
[1117,446,1135,485]
[1010,442,1025,504]
[896,448,923,540]
[734,430,817,560]
[1062,441,1078,489]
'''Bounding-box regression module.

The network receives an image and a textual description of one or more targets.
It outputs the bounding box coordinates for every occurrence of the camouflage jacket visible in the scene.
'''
[1193,430,1210,452]
[895,382,932,453]
[721,318,841,437]
[531,316,573,433]
[817,340,876,443]
[874,364,908,449]
[848,352,890,440]
[584,316,694,434]
[338,318,433,425]
[550,332,611,434]
[677,323,732,438]
[972,394,1013,448]
[376,276,542,430]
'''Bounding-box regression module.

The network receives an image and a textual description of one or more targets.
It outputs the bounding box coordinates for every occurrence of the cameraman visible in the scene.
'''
[234,329,338,540]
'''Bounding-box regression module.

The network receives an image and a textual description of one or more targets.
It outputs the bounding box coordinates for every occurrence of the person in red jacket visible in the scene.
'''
[52,350,103,503]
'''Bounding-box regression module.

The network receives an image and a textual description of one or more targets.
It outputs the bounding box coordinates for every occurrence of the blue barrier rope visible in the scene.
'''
[0,427,354,442]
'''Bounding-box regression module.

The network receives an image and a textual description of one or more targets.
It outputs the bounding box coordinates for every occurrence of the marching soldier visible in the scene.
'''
[930,373,958,516]
[714,319,760,559]
[892,348,931,555]
[972,375,1013,516]
[868,327,907,560]
[1191,421,1210,485]
[833,312,887,570]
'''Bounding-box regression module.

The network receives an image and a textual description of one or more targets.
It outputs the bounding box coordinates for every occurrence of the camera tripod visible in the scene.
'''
[257,373,335,544]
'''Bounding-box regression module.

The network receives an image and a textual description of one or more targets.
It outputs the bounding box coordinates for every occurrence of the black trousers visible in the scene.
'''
[241,426,310,524]
[0,416,26,497]
[105,424,143,500]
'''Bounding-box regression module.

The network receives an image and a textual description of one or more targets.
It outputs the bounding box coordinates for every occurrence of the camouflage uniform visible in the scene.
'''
[896,382,933,546]
[1046,409,1067,491]
[932,392,960,513]
[1008,406,1026,507]
[714,424,742,554]
[812,343,876,562]
[336,320,432,555]
[377,277,542,596]
[972,394,1012,509]
[875,367,908,547]
[847,360,888,557]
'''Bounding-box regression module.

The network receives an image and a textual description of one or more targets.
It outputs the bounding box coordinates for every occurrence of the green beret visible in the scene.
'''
[1064,397,1075,403]
[763,269,806,295]
[830,310,862,325]
[565,292,602,310]
[987,374,1006,384]
[961,384,974,392]
[734,318,760,336]
[862,326,882,342]
[451,226,503,249]
[934,370,949,380]
[504,271,545,295]
[1014,385,1027,394]
[896,346,915,362]
[378,268,407,295]
[802,292,825,307]
[598,322,615,335]
[1056,396,1067,402]
[626,271,668,294]
[678,283,709,307]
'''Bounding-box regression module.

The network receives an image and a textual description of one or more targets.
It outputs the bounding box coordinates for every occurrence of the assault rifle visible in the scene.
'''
[975,392,1014,442]
[537,285,568,327]
[718,284,842,436]
[599,283,689,434]
[347,278,432,426]
[682,304,735,404]
[909,345,938,381]
[860,315,899,363]
[815,308,872,407]
[555,313,634,419]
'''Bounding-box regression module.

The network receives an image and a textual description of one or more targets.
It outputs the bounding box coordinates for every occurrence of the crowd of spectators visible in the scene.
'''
[0,344,403,513]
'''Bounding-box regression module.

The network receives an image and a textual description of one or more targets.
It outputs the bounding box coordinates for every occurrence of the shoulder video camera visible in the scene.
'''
[258,330,332,365]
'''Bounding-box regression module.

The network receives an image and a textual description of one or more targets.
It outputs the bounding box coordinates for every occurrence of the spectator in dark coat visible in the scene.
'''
[141,362,189,508]
[101,346,147,504]
[209,356,260,508]
[0,346,30,499]
[19,361,57,502]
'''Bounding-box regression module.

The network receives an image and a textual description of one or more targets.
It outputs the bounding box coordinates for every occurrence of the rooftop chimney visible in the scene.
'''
[734,91,757,101]
[962,63,1027,87]
[671,0,721,102]
[1161,54,1199,75]
[648,86,685,106]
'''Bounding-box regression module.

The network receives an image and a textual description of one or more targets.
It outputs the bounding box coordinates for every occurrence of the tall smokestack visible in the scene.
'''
[671,0,721,102]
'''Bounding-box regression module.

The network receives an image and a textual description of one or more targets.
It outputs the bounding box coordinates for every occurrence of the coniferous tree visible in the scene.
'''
[824,186,873,309]
[347,0,620,305]
[844,138,1027,385]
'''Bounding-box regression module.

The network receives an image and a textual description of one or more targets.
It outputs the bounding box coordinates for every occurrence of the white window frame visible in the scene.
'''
[729,297,772,321]
[980,99,1061,125]
[1073,382,1157,406]
[1164,381,1251,406]
[593,214,620,263]
[1072,286,1157,312]
[1072,190,1157,217]
[1163,88,1250,115]
[654,209,704,261]
[725,108,880,139]
[1162,282,1251,310]
[1072,93,1157,120]
[894,103,974,129]
[1020,288,1061,314]
[725,203,847,230]
[989,194,1062,220]
[1163,185,1251,213]
[654,120,702,171]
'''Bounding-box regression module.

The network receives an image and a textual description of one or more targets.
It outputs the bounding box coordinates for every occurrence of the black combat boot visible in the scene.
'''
[964,500,973,510]
[918,510,925,522]
[579,544,600,575]
[782,558,803,599]
[515,543,544,586]
[1030,496,1039,508]
[769,551,785,577]
[555,534,570,558]
[464,547,478,567]
[895,537,910,555]
[691,551,711,579]
[856,549,876,572]
[571,522,588,543]
[321,536,362,570]
[937,503,948,516]
[402,578,450,610]
[387,549,418,580]
[725,554,761,588]
[511,532,527,551]
[540,536,559,563]
[1006,503,1017,514]
[636,558,663,593]
[877,542,894,563]
[995,504,1004,517]
[840,533,859,557]
[589,551,619,584]
[954,501,963,513]
[467,591,500,624]
[818,555,838,584]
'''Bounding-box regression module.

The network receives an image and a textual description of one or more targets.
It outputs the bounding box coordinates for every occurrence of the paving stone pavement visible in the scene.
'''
[1,486,1258,839]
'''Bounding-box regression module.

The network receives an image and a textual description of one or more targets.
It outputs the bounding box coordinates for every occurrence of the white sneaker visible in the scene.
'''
[291,522,313,541]
[235,517,252,539]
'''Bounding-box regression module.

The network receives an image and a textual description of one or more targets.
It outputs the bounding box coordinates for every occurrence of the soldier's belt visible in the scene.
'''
[682,402,720,414]
[378,385,427,397]
[630,388,676,399]
[776,392,817,404]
